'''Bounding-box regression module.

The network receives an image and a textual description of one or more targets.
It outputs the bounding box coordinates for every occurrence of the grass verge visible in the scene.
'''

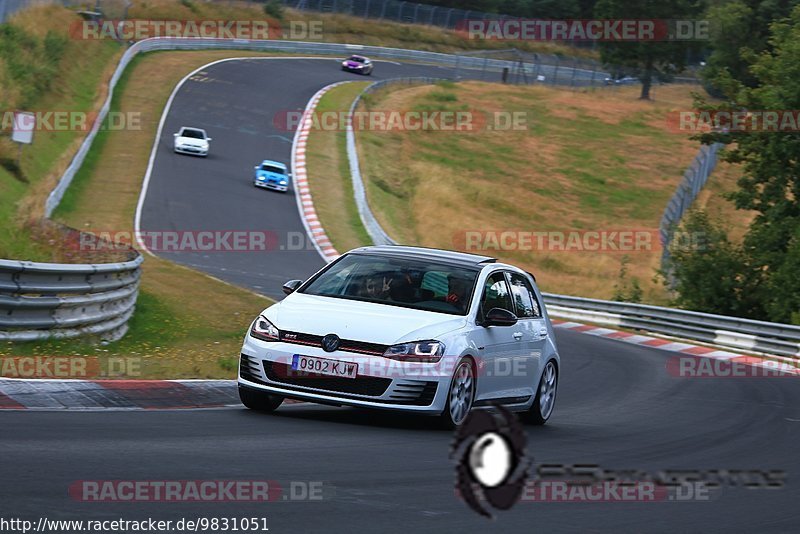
[304,81,373,253]
[348,81,744,303]
[0,50,293,378]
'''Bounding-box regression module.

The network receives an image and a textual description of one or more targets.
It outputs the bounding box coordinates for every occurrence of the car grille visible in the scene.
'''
[263,361,390,397]
[280,331,389,356]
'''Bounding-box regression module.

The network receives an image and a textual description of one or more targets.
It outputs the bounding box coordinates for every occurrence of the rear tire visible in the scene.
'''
[521,360,557,425]
[239,386,284,412]
[439,358,475,429]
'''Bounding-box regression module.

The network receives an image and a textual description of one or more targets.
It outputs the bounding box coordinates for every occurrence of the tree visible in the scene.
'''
[594,0,705,99]
[664,211,764,318]
[702,0,800,93]
[676,5,800,323]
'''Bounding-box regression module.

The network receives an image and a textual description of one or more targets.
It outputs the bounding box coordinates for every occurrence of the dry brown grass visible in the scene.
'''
[694,159,756,244]
[358,82,739,303]
[125,0,599,57]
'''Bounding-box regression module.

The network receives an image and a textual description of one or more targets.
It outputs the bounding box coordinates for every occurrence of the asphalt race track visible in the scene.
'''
[3,330,800,532]
[2,57,800,533]
[137,57,462,299]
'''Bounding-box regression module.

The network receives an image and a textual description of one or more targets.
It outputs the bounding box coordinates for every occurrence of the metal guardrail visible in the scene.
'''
[346,77,447,246]
[542,293,800,359]
[0,254,142,341]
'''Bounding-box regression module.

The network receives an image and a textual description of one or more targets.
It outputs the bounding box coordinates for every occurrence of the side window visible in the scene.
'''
[480,272,515,317]
[508,273,542,318]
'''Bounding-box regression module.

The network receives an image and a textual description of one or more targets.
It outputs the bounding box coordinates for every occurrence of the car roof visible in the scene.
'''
[259,160,287,168]
[346,245,496,268]
[349,54,368,59]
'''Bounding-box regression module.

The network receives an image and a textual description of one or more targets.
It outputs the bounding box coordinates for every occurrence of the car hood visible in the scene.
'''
[256,170,287,181]
[176,136,208,146]
[345,61,364,67]
[265,292,467,345]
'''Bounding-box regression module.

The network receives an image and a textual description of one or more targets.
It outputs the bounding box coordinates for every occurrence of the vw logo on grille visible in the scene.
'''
[321,334,340,353]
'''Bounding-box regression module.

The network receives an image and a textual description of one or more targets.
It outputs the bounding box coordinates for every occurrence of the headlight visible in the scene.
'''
[250,315,280,341]
[383,340,444,363]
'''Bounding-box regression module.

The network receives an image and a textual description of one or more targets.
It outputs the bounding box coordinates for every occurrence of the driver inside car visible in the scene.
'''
[445,275,470,312]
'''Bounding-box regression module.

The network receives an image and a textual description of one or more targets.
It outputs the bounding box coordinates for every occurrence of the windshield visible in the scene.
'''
[260,164,286,174]
[181,129,205,139]
[300,253,479,315]
[348,56,365,63]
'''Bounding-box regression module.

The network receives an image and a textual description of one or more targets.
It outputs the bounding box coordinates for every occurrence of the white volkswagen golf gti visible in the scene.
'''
[238,246,560,427]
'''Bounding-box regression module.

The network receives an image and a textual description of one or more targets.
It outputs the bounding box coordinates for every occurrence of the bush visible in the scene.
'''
[263,0,285,20]
[0,27,68,108]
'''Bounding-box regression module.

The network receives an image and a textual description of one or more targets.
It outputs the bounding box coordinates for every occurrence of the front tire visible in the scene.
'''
[440,358,475,429]
[521,360,557,425]
[239,386,283,412]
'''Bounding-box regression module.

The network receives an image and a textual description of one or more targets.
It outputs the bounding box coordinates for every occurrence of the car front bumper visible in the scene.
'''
[238,336,453,414]
[254,179,288,192]
[175,145,208,156]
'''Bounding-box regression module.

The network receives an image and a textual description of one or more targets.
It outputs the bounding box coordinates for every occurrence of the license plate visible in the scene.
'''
[291,354,358,379]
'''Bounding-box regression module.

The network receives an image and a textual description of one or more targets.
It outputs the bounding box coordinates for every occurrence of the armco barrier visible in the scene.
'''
[0,254,142,342]
[541,293,800,358]
[346,77,448,246]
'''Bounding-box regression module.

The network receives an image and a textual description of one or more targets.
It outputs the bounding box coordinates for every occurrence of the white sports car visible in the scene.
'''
[238,246,561,428]
[173,126,211,156]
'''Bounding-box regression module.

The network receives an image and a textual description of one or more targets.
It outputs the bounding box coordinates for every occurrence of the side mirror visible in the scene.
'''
[282,279,303,295]
[287,173,293,177]
[254,166,259,169]
[173,133,179,137]
[483,307,518,327]
[206,137,212,141]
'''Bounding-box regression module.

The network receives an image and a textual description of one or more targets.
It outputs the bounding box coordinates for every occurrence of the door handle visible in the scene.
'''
[538,328,549,338]
[512,332,523,340]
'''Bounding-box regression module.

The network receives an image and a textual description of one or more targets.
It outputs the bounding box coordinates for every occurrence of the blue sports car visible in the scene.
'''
[254,160,291,192]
